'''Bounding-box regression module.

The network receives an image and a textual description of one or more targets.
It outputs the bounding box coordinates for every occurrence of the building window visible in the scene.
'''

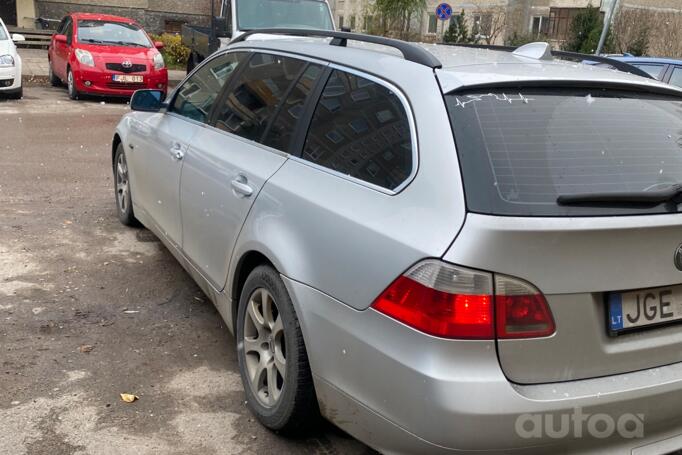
[338,15,344,28]
[364,15,373,31]
[427,13,437,34]
[530,16,549,37]
[164,20,185,34]
[350,16,356,30]
[472,14,493,38]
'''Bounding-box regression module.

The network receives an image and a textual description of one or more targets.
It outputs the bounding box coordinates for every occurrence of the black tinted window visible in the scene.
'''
[447,88,682,216]
[262,64,324,152]
[302,70,413,190]
[172,52,244,123]
[214,53,306,142]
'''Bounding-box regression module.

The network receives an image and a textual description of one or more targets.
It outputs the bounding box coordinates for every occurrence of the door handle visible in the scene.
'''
[169,142,184,161]
[231,174,254,198]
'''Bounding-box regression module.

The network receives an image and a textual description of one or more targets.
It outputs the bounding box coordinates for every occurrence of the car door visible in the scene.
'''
[52,16,73,79]
[179,52,326,289]
[127,51,246,248]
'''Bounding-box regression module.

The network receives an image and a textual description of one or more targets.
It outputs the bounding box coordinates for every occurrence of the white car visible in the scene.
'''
[0,17,24,99]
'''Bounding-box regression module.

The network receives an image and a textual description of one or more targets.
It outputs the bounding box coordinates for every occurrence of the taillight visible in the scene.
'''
[372,260,555,340]
[372,260,494,339]
[495,275,555,339]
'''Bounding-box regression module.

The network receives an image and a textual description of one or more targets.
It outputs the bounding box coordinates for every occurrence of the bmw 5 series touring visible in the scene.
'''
[112,31,682,454]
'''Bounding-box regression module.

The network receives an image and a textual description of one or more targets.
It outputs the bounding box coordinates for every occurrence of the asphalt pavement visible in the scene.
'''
[0,86,372,455]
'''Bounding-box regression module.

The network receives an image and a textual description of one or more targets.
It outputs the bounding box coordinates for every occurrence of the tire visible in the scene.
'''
[114,143,139,226]
[48,63,61,87]
[236,265,319,434]
[67,68,79,100]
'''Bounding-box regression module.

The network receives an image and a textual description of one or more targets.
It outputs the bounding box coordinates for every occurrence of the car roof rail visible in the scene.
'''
[444,43,654,80]
[231,28,443,69]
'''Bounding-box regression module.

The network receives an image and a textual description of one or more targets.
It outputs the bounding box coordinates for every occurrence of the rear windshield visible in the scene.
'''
[446,88,682,216]
[237,0,334,31]
[77,20,151,47]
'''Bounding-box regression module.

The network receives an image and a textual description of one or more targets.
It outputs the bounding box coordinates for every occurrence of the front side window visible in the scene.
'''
[446,88,682,216]
[237,0,334,31]
[64,18,73,44]
[632,63,666,80]
[302,70,414,191]
[213,53,307,143]
[171,52,245,124]
[77,20,151,47]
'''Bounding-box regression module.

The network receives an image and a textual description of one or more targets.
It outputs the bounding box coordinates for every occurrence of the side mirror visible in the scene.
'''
[54,34,67,44]
[12,34,25,42]
[154,41,165,50]
[130,89,166,112]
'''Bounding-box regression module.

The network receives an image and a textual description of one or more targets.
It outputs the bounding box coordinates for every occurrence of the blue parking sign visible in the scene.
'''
[436,3,453,21]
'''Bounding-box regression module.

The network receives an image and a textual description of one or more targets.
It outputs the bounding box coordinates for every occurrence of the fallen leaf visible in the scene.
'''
[120,393,138,403]
[79,345,94,353]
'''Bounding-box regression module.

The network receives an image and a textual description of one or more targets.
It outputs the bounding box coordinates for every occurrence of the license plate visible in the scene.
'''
[608,285,682,334]
[112,75,143,83]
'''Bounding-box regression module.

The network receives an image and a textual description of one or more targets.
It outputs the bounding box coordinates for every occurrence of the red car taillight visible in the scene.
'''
[372,260,555,340]
[494,275,555,339]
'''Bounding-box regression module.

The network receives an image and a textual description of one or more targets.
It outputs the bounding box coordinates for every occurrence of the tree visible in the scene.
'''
[472,6,507,45]
[611,8,651,56]
[443,10,474,44]
[372,0,427,39]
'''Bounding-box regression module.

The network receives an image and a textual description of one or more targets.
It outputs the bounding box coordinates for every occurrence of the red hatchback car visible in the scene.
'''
[48,13,168,99]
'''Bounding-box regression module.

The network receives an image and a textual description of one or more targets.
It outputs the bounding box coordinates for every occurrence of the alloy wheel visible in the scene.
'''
[242,288,286,408]
[116,152,129,214]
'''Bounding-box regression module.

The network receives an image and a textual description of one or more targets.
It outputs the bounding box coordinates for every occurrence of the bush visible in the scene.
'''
[506,32,549,47]
[150,33,190,68]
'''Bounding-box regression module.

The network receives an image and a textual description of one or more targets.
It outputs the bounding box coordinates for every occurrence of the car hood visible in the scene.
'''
[0,39,14,57]
[77,43,157,61]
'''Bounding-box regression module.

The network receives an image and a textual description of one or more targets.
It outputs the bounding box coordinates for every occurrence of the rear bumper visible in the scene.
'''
[73,67,168,97]
[283,276,682,454]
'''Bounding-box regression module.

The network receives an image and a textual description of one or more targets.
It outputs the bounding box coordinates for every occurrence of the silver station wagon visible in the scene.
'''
[112,30,682,454]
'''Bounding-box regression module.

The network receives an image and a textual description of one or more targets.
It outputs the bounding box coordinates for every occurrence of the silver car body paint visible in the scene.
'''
[113,39,682,453]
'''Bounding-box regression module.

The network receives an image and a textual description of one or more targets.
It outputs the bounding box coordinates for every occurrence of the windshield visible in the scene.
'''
[446,88,682,216]
[237,0,334,31]
[77,20,151,47]
[0,25,7,41]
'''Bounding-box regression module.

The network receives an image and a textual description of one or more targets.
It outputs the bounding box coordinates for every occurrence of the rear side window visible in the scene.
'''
[446,88,682,216]
[670,67,682,88]
[302,70,414,191]
[171,52,245,124]
[214,53,307,142]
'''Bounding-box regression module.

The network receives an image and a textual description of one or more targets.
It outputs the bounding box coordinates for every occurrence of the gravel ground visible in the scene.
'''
[0,87,372,455]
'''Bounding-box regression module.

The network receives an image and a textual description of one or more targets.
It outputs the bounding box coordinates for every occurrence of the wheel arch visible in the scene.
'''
[112,134,122,172]
[230,250,276,333]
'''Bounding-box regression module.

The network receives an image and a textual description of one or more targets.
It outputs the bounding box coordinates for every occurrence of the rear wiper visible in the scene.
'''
[557,184,682,206]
